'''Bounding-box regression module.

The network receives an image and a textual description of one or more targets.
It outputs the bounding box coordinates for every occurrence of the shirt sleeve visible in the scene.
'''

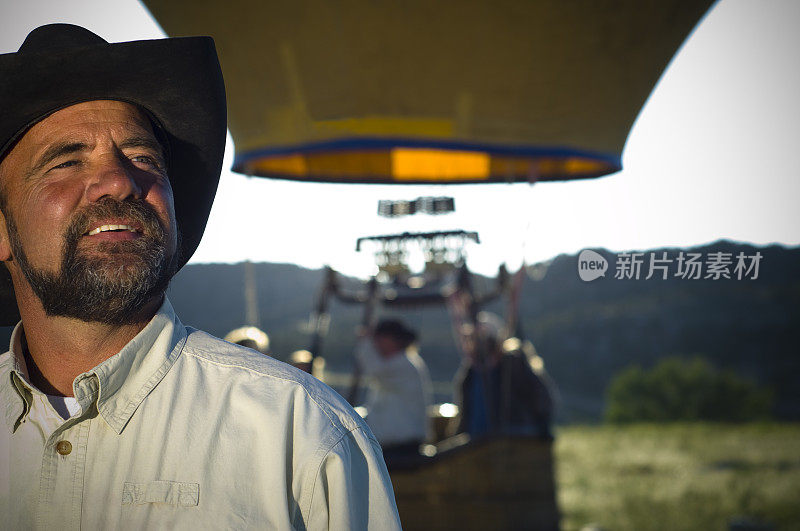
[355,338,385,377]
[306,427,402,530]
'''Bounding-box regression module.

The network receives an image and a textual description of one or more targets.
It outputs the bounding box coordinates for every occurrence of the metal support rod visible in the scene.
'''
[307,266,336,362]
[244,260,260,327]
[347,278,379,405]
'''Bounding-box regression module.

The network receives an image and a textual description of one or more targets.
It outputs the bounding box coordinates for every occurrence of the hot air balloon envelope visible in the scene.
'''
[144,0,713,184]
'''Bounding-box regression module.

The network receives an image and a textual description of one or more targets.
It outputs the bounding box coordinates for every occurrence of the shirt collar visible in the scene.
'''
[1,298,187,434]
[2,322,34,432]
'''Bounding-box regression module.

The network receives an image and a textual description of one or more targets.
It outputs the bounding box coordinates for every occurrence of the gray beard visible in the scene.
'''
[6,199,178,325]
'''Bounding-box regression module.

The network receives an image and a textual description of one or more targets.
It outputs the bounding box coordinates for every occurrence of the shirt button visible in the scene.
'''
[56,440,72,456]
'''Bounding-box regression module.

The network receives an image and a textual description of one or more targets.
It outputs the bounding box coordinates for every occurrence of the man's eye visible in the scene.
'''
[131,155,163,169]
[51,160,79,170]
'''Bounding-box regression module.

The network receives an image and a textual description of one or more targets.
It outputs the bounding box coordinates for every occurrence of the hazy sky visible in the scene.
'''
[2,0,798,277]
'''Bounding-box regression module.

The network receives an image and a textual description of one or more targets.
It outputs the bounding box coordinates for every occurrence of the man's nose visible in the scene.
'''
[85,156,143,202]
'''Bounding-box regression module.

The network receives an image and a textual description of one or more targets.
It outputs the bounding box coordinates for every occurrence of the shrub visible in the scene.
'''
[605,357,773,422]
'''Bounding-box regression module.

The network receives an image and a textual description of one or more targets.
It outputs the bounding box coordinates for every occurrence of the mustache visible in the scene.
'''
[63,198,166,248]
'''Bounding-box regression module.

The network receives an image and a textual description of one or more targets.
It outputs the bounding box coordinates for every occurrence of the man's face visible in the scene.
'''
[372,333,402,358]
[0,100,179,324]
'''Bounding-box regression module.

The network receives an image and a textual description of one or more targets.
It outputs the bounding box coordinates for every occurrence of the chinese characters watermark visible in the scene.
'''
[579,250,763,282]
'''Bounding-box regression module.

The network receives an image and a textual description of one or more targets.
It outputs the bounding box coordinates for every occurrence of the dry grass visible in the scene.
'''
[554,423,800,531]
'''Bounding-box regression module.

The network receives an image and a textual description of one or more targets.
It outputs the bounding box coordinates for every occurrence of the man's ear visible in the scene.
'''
[0,208,12,262]
[0,165,9,261]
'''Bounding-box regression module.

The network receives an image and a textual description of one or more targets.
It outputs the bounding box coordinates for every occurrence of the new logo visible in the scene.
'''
[578,250,608,282]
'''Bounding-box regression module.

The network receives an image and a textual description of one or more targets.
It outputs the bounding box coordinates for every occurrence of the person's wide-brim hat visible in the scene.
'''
[374,319,418,346]
[0,24,227,325]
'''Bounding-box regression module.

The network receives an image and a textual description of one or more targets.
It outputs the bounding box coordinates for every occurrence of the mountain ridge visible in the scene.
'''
[167,239,799,421]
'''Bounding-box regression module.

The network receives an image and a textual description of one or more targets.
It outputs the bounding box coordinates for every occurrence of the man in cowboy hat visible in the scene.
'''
[0,24,400,529]
[357,319,432,462]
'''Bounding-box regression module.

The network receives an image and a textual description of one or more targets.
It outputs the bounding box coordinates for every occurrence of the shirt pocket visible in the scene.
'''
[122,480,199,507]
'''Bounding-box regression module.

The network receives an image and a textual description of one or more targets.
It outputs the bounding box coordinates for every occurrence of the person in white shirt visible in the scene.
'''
[357,319,432,463]
[0,23,400,529]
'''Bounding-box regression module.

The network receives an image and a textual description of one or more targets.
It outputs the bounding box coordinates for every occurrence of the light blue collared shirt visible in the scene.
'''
[0,298,400,530]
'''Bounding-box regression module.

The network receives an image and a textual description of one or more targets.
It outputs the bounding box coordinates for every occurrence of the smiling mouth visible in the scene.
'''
[86,224,141,236]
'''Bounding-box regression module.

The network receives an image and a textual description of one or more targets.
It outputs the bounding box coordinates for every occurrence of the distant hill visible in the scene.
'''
[167,240,800,422]
[518,241,799,421]
[1,241,793,422]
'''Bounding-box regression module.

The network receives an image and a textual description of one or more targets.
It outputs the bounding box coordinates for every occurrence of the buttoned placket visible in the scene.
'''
[33,373,99,531]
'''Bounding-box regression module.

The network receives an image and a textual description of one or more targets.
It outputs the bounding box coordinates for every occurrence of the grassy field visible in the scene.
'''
[554,423,800,531]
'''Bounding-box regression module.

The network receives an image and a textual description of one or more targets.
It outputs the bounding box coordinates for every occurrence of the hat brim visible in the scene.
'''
[0,35,227,325]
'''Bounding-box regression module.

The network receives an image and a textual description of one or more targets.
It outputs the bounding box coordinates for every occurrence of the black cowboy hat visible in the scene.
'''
[374,319,418,348]
[0,24,227,325]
